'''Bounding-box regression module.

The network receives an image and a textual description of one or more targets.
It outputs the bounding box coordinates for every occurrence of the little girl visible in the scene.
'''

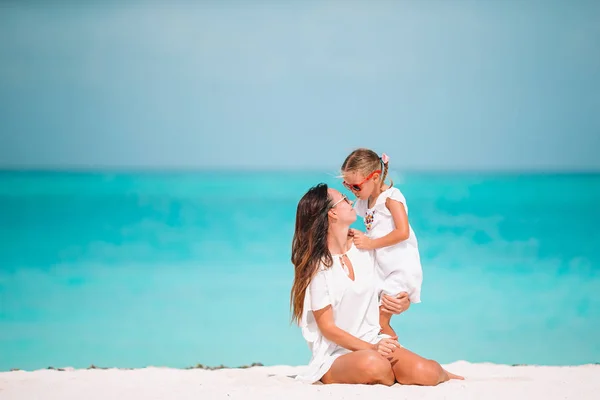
[341,148,423,337]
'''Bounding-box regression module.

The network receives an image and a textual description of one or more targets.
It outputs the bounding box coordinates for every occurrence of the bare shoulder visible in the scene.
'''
[386,196,406,211]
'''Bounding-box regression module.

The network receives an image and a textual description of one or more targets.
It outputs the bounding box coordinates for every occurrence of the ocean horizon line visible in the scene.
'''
[5,359,600,374]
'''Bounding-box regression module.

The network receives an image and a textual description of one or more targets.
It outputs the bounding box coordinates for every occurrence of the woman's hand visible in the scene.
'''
[374,337,401,357]
[381,292,410,315]
[350,229,373,250]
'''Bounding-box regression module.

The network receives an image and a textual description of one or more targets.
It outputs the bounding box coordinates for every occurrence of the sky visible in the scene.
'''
[1,0,599,171]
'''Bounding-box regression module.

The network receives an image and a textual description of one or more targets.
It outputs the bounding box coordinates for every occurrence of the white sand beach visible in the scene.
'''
[1,361,598,400]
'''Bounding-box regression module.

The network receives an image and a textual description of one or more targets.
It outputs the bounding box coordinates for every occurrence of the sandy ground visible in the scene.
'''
[1,361,598,400]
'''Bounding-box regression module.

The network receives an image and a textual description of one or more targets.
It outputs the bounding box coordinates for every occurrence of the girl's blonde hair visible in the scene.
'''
[341,148,393,189]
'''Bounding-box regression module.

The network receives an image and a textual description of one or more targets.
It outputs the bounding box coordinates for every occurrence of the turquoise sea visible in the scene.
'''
[0,170,599,371]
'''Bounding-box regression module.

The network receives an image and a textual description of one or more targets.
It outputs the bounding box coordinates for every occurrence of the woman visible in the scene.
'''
[290,183,463,385]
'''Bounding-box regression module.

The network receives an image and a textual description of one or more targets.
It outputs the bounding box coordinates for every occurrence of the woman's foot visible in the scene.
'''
[445,370,465,380]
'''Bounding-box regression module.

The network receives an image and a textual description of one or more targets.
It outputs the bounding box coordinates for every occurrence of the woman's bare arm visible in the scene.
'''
[312,306,375,351]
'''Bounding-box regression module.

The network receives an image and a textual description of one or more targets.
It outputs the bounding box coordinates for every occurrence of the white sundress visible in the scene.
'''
[354,186,423,304]
[295,245,388,383]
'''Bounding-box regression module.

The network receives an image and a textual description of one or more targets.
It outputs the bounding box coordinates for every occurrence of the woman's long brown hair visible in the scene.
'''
[290,183,333,324]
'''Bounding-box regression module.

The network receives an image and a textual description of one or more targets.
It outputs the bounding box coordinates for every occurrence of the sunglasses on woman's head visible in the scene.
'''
[342,170,381,192]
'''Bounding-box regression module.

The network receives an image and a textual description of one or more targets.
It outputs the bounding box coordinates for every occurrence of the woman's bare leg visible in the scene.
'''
[321,350,395,385]
[386,346,464,386]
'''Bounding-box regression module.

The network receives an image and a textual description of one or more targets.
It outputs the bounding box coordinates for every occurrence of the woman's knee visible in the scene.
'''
[412,359,444,386]
[359,351,395,385]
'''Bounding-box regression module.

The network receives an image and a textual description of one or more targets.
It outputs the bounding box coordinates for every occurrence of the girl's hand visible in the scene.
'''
[350,229,373,250]
[381,292,410,315]
[374,337,401,357]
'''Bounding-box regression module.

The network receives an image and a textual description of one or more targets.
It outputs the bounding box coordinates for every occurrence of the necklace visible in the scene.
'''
[331,239,352,277]
[338,254,350,276]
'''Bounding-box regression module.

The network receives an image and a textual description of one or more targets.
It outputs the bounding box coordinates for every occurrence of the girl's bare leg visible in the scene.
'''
[379,307,396,336]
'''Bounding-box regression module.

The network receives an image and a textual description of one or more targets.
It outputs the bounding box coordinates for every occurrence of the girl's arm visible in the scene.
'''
[312,306,376,351]
[367,198,410,249]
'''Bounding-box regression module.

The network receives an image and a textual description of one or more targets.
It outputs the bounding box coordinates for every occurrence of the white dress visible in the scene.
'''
[354,187,423,304]
[295,245,387,383]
